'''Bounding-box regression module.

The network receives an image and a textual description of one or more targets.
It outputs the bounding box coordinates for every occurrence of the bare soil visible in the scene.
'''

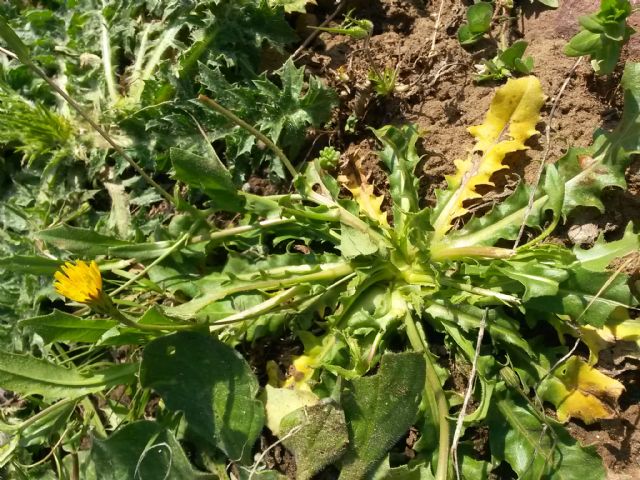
[292,0,640,477]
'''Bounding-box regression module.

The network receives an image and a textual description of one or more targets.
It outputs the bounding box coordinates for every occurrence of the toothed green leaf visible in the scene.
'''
[488,389,606,479]
[574,222,640,271]
[525,267,634,327]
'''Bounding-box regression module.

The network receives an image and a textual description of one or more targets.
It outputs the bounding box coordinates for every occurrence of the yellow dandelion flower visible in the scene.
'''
[54,260,105,306]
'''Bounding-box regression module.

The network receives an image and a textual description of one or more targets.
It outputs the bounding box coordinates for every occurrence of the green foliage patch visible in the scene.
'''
[0,2,639,480]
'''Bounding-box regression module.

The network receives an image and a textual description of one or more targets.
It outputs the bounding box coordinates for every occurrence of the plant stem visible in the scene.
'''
[98,9,119,104]
[198,95,298,178]
[404,314,450,480]
[190,217,296,244]
[168,262,354,318]
[439,277,521,305]
[111,233,190,295]
[209,286,303,330]
[429,245,515,261]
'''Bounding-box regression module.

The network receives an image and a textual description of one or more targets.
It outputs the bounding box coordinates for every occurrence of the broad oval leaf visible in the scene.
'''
[339,352,425,479]
[83,421,215,479]
[140,332,264,463]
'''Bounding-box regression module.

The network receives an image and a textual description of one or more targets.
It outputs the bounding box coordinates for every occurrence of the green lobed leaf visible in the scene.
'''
[170,147,241,210]
[488,389,606,479]
[373,124,420,228]
[83,421,215,480]
[19,310,118,344]
[280,402,349,480]
[0,351,137,401]
[425,301,533,354]
[140,332,264,463]
[339,352,426,479]
[340,223,380,258]
[36,226,128,256]
[574,223,639,271]
[198,59,337,179]
[493,260,569,301]
[525,267,635,327]
[0,255,62,275]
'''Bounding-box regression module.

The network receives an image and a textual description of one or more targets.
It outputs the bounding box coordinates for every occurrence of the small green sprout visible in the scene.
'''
[457,2,494,46]
[310,9,373,39]
[564,0,635,75]
[318,146,341,170]
[475,40,534,82]
[368,66,399,97]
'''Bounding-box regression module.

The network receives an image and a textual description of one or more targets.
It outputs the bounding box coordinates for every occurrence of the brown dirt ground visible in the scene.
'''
[293,0,640,477]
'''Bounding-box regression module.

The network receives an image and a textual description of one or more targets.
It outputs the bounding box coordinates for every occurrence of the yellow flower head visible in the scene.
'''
[54,260,104,305]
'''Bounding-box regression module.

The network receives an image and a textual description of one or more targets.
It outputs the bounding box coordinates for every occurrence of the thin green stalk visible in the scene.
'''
[98,9,119,104]
[190,217,296,244]
[430,245,515,261]
[405,314,450,480]
[209,286,303,330]
[168,262,354,318]
[81,397,107,439]
[198,95,298,178]
[439,277,521,305]
[111,233,190,295]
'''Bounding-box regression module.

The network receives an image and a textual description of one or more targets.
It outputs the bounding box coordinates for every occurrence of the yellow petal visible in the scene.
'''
[53,260,103,304]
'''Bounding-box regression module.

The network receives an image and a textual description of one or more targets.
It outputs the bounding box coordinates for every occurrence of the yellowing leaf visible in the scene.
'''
[431,76,545,240]
[550,313,640,364]
[345,184,389,228]
[339,154,389,228]
[282,332,338,391]
[582,318,640,363]
[283,354,318,391]
[540,356,624,424]
[260,385,319,436]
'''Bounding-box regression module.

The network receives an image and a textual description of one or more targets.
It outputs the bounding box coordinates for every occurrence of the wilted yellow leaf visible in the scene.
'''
[431,76,545,239]
[581,318,640,364]
[282,354,318,391]
[550,313,640,364]
[540,356,624,424]
[281,332,337,391]
[260,385,319,436]
[345,183,389,228]
[338,153,389,228]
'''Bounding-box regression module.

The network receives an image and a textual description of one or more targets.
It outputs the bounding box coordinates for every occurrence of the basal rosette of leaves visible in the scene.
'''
[1,3,640,478]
